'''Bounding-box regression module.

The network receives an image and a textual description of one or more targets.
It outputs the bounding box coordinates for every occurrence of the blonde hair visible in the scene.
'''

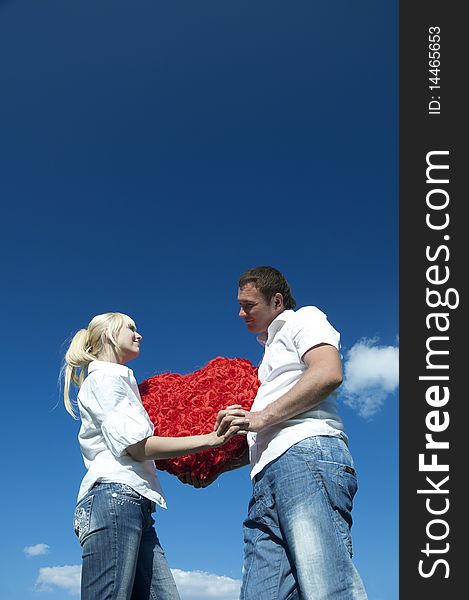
[62,312,136,417]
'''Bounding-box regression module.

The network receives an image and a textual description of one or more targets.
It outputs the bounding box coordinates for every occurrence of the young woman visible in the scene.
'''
[62,312,245,600]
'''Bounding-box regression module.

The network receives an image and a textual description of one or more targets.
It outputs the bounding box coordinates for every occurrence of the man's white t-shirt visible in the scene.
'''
[247,307,348,480]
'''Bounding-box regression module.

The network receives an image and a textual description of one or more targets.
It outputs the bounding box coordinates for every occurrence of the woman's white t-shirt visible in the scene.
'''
[76,360,166,509]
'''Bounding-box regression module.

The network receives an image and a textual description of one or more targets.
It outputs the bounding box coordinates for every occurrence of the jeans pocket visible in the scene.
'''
[73,495,94,545]
[116,484,141,498]
[111,483,142,505]
[248,480,278,530]
[338,464,358,498]
[309,459,357,557]
[332,465,358,556]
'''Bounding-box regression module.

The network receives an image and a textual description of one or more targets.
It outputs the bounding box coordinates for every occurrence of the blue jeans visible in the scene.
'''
[73,482,180,600]
[240,436,368,600]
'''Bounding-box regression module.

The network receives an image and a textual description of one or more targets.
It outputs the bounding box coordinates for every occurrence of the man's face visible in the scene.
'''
[238,283,282,334]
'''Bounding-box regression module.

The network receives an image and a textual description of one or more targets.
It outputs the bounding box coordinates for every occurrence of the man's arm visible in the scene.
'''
[216,343,343,434]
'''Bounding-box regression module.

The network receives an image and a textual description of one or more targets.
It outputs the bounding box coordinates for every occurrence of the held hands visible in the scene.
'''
[178,405,256,489]
[204,404,249,449]
[214,404,265,436]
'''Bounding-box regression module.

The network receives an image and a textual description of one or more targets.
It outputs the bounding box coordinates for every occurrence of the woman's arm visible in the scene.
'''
[126,422,247,462]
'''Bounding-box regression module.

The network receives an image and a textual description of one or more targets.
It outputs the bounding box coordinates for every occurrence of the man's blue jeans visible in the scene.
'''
[73,482,180,600]
[240,436,368,600]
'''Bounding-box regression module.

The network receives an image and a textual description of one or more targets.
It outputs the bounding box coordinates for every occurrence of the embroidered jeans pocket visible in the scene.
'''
[73,495,94,545]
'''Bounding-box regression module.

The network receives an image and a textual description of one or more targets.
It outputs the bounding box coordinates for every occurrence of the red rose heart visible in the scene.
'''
[138,357,259,483]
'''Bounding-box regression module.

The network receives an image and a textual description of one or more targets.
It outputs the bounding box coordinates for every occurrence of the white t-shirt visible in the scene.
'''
[76,360,166,509]
[247,307,348,479]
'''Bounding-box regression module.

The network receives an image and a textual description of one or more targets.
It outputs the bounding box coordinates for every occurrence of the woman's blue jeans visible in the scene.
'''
[73,482,180,600]
[240,436,368,600]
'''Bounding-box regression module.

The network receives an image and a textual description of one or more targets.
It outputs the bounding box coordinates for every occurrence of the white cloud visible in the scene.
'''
[34,565,240,599]
[341,338,399,418]
[172,569,241,600]
[24,544,50,557]
[35,565,81,596]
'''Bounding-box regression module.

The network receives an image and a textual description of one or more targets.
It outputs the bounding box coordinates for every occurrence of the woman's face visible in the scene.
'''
[115,322,142,363]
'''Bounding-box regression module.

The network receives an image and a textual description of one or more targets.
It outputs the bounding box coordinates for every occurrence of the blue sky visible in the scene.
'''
[0,1,398,599]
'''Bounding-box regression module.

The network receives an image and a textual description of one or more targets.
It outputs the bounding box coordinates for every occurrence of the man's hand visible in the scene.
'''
[177,447,250,488]
[178,472,219,488]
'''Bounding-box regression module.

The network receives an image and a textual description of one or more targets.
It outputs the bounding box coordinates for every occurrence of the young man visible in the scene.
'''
[216,266,368,599]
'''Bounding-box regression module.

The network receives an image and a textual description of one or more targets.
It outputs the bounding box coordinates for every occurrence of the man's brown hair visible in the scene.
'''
[238,266,297,310]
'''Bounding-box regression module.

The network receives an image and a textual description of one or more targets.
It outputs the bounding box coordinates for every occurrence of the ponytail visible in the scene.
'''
[63,328,97,417]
